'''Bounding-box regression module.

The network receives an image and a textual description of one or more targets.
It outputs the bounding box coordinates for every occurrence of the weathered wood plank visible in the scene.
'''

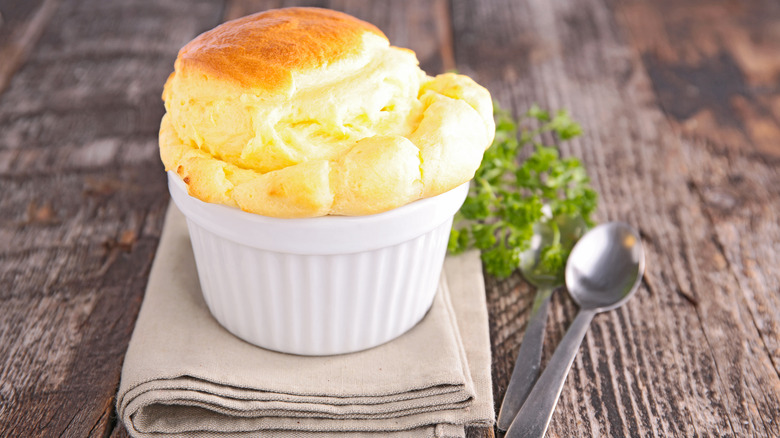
[0,0,59,96]
[615,0,780,380]
[452,0,780,436]
[0,0,225,436]
[616,0,780,159]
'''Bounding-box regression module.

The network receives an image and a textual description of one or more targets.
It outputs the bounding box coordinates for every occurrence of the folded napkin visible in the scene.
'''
[117,205,494,437]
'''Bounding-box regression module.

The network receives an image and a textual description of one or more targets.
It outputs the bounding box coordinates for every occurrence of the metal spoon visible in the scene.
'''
[506,222,645,438]
[497,214,586,431]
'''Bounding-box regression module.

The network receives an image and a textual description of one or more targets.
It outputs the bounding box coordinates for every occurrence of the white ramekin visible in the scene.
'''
[167,171,468,355]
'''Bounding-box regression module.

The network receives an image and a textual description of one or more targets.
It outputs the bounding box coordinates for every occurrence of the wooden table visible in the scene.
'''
[2,0,778,436]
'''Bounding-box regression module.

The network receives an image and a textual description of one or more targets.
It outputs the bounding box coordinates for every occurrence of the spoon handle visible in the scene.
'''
[506,308,597,438]
[497,286,554,430]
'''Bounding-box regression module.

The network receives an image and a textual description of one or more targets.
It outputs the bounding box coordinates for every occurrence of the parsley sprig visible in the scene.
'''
[448,103,598,279]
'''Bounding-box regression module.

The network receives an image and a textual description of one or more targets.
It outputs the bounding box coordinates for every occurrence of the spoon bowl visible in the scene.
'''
[566,222,645,311]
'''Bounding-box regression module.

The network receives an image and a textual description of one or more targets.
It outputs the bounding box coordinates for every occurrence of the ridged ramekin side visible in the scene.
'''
[183,217,453,356]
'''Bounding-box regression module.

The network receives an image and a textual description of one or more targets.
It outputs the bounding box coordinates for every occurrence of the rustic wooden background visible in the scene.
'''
[1,0,779,437]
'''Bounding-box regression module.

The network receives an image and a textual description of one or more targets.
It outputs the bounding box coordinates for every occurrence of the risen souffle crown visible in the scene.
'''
[160,7,494,217]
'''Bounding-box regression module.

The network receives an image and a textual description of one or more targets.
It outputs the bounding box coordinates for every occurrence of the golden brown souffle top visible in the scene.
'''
[160,7,495,218]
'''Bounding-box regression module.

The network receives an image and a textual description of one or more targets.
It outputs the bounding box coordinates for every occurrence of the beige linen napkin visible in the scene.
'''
[117,205,494,437]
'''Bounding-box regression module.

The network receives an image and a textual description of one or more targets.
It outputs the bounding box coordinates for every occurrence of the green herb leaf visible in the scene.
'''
[449,103,598,279]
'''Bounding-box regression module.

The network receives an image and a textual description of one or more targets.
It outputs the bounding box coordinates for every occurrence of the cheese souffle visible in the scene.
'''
[160,7,494,218]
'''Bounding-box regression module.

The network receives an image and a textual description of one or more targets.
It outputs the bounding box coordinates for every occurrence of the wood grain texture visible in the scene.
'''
[616,0,780,380]
[0,0,224,436]
[0,0,59,95]
[452,0,780,436]
[2,0,779,437]
[617,0,780,159]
